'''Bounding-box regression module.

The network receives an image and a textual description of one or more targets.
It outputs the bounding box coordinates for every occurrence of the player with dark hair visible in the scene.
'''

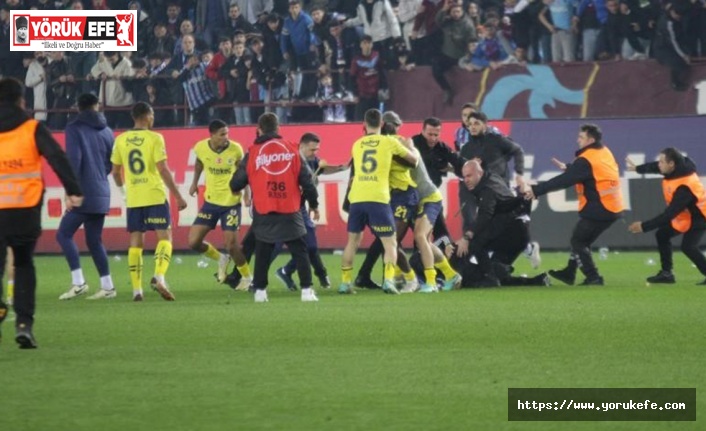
[56,93,117,300]
[0,77,82,348]
[188,119,251,289]
[110,102,187,301]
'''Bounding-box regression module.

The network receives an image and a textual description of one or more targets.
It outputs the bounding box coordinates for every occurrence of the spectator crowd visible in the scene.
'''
[1,0,703,129]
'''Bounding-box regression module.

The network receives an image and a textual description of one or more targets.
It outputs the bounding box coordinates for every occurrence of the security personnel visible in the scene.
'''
[229,113,319,303]
[411,117,464,244]
[0,78,83,349]
[527,124,624,286]
[627,148,706,284]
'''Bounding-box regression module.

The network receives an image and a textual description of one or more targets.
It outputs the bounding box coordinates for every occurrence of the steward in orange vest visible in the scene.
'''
[628,148,706,285]
[0,77,82,349]
[229,113,319,303]
[529,124,624,286]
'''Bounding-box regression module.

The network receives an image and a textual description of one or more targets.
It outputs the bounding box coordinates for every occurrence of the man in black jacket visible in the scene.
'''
[627,148,706,284]
[453,160,548,287]
[458,111,541,269]
[459,111,526,188]
[412,117,464,243]
[0,78,83,348]
[652,0,691,91]
[526,124,624,286]
[229,113,320,302]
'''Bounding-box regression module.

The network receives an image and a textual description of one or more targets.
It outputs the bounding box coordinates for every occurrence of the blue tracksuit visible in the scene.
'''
[56,110,114,276]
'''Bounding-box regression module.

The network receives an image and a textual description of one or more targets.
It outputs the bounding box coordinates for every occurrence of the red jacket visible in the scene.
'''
[205,51,229,99]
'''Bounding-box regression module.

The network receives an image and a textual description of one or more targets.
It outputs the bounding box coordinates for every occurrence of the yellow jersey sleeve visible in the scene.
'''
[115,129,168,208]
[152,133,167,164]
[388,135,416,191]
[195,139,243,207]
[110,139,123,166]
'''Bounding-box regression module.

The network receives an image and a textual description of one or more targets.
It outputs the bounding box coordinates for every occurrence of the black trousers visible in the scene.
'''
[0,234,38,329]
[431,54,458,92]
[656,49,689,88]
[432,209,450,241]
[567,218,616,278]
[253,237,312,290]
[655,225,706,276]
[471,214,529,277]
[439,218,535,287]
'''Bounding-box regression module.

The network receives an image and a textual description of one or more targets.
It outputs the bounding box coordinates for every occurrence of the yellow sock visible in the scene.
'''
[342,267,352,284]
[204,242,221,261]
[403,269,415,281]
[6,279,14,303]
[394,266,403,278]
[237,263,251,278]
[435,258,457,280]
[128,247,143,291]
[154,240,173,277]
[384,262,395,282]
[424,268,437,286]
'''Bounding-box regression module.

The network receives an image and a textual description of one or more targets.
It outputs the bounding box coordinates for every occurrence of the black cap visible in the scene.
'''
[15,16,28,29]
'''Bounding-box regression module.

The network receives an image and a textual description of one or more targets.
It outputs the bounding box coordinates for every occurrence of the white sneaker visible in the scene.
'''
[254,289,268,302]
[301,287,319,302]
[400,278,419,293]
[526,241,541,269]
[235,276,253,292]
[87,289,116,300]
[217,253,231,283]
[59,283,89,300]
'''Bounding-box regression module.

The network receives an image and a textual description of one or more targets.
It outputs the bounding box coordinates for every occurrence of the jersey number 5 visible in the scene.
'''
[128,149,145,175]
[361,149,377,174]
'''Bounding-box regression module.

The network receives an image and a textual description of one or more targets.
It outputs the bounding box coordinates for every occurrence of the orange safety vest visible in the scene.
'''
[0,119,43,209]
[576,146,624,214]
[662,173,706,233]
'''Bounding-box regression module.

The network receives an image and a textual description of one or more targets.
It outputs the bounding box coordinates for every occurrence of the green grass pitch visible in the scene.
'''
[1,251,705,431]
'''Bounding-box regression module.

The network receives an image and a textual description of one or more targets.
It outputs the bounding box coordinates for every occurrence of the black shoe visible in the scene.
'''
[275,267,298,291]
[318,275,331,289]
[580,275,604,286]
[549,267,576,286]
[442,89,454,106]
[532,273,551,287]
[646,270,675,284]
[218,270,242,290]
[15,324,37,349]
[355,276,381,290]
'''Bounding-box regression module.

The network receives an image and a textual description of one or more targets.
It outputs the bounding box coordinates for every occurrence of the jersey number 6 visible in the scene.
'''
[128,149,145,175]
